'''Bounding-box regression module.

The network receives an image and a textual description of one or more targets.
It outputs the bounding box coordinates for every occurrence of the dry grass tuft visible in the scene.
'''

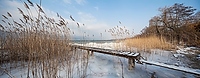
[124,35,174,51]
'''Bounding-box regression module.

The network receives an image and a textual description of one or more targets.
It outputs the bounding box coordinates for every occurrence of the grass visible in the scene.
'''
[124,35,174,51]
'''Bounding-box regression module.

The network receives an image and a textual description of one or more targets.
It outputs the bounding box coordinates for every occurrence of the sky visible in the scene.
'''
[0,0,200,40]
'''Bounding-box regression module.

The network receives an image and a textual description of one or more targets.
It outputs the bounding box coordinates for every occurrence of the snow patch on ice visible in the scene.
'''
[197,54,200,59]
[73,42,117,49]
[176,46,197,55]
[173,54,184,58]
[176,49,189,54]
[141,60,200,75]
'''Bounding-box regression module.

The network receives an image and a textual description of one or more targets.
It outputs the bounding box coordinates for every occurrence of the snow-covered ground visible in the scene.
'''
[1,41,200,78]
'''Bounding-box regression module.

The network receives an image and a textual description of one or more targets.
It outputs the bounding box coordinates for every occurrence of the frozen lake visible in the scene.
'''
[1,40,200,78]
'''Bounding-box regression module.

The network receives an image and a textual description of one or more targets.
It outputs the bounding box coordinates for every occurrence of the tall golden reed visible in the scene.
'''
[124,35,174,51]
[0,0,90,78]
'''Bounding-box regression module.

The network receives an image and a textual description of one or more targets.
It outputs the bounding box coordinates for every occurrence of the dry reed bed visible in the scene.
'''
[106,22,175,52]
[0,0,89,78]
[124,36,174,51]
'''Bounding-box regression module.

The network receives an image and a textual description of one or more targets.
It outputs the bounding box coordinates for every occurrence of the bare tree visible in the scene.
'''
[141,3,200,46]
[158,3,196,44]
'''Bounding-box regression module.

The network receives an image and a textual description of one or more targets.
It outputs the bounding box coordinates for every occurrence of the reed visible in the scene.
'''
[107,22,174,51]
[124,35,174,51]
[107,24,131,51]
[0,0,89,78]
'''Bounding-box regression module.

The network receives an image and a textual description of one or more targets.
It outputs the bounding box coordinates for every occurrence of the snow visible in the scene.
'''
[73,42,116,49]
[176,46,197,55]
[197,54,200,59]
[173,54,185,58]
[1,41,200,78]
[176,49,189,54]
[74,42,200,77]
[132,53,140,57]
[72,43,139,57]
[141,60,200,75]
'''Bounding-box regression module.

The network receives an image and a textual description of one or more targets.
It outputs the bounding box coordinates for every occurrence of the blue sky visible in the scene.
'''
[0,0,200,40]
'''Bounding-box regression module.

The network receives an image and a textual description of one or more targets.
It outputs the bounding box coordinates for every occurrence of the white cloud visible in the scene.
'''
[74,12,112,40]
[0,0,75,33]
[63,0,72,4]
[0,0,55,21]
[94,6,99,11]
[75,0,86,5]
[62,0,86,5]
[0,0,111,40]
[0,0,25,20]
[78,12,96,24]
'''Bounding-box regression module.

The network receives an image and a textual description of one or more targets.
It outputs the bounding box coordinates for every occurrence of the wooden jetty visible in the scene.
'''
[71,44,141,70]
[71,44,200,76]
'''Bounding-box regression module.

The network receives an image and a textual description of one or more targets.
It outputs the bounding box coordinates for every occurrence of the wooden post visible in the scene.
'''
[86,50,90,59]
[132,58,135,68]
[74,47,76,51]
[90,51,94,56]
[87,50,90,54]
[70,46,73,51]
[128,58,135,70]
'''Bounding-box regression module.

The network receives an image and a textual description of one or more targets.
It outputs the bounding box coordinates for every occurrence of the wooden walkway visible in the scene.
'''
[71,44,141,70]
[71,44,200,75]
